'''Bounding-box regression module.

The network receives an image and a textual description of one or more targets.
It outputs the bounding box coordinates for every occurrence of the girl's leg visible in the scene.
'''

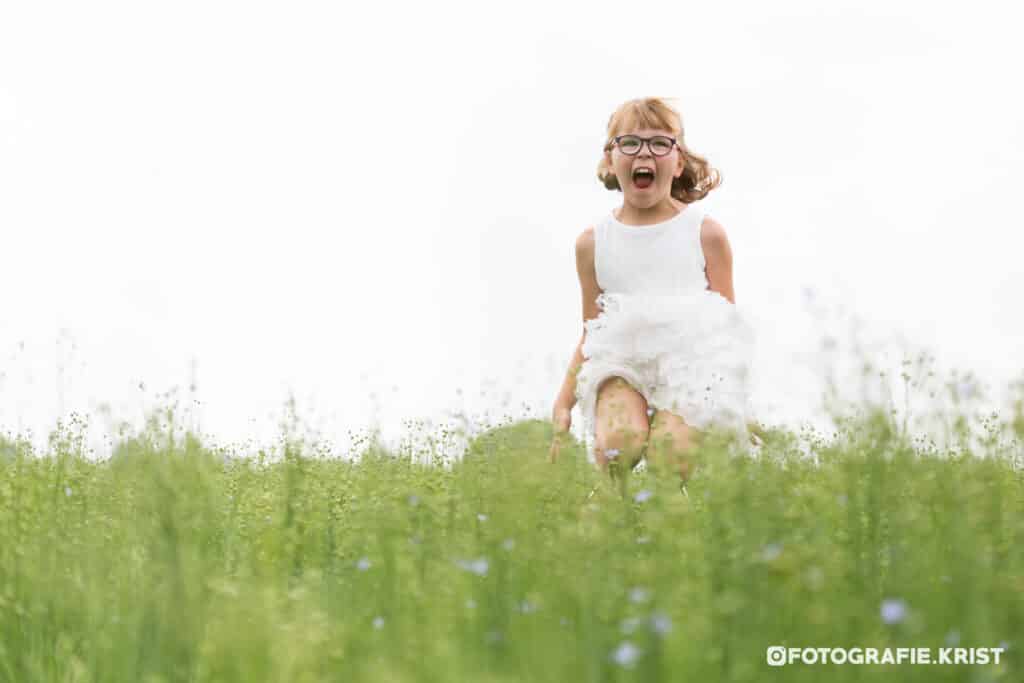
[646,409,703,487]
[593,376,650,499]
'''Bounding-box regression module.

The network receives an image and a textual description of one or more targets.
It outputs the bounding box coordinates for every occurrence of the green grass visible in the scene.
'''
[0,401,1022,682]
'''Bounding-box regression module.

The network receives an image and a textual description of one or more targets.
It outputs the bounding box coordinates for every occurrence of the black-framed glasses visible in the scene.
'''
[607,135,678,157]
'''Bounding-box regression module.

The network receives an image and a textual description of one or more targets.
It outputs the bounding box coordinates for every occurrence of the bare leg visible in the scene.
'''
[646,409,703,489]
[593,377,650,500]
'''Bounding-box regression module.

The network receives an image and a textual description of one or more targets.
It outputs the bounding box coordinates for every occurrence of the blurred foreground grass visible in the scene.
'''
[0,403,1022,682]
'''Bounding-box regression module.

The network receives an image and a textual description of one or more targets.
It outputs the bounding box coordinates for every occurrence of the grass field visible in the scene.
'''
[0,397,1022,682]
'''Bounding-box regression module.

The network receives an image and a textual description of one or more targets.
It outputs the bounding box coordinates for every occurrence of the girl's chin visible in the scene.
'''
[628,188,662,202]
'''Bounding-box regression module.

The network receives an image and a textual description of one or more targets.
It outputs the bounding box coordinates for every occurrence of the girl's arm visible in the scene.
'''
[550,227,602,463]
[553,226,602,413]
[700,216,736,305]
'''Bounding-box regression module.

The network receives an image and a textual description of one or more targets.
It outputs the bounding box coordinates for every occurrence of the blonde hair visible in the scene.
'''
[597,97,722,203]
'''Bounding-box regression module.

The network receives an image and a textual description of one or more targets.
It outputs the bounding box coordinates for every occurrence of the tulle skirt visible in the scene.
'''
[574,289,756,448]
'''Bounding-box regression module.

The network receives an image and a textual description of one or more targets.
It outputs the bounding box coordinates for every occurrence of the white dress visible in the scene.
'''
[574,201,756,449]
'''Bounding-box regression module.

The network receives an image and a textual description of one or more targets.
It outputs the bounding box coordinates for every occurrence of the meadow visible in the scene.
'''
[0,389,1022,682]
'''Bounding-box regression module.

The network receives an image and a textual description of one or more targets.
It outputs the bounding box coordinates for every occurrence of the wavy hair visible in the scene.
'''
[596,97,721,203]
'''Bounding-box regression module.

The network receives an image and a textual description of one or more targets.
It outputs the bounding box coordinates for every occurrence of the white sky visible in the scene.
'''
[2,0,1022,459]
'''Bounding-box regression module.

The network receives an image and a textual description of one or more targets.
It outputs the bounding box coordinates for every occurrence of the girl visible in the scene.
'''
[549,96,761,497]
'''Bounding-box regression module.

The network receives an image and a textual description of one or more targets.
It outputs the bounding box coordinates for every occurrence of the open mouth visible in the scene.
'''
[632,168,655,189]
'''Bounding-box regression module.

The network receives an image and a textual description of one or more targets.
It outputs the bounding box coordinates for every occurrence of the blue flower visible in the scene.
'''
[455,557,489,577]
[611,641,642,668]
[880,598,907,624]
[649,612,673,635]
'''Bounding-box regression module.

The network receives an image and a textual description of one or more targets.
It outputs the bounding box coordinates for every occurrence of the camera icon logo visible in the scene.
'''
[766,646,787,666]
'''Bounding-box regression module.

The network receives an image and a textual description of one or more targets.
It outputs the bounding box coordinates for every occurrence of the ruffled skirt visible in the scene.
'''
[574,289,756,447]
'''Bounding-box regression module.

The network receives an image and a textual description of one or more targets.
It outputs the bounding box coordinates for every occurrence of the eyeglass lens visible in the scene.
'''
[618,136,674,156]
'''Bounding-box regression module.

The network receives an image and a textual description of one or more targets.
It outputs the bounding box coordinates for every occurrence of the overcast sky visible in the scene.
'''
[2,0,1021,459]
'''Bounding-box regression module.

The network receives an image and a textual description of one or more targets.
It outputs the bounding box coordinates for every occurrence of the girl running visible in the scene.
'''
[549,96,761,497]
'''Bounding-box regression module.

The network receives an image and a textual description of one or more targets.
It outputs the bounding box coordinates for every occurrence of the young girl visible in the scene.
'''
[549,96,760,496]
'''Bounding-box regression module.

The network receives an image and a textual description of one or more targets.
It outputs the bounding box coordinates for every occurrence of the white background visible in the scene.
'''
[2,0,1022,459]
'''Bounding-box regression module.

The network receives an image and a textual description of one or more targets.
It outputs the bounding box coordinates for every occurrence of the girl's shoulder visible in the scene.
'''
[579,211,613,241]
[575,223,596,256]
[577,212,609,247]
[698,214,729,248]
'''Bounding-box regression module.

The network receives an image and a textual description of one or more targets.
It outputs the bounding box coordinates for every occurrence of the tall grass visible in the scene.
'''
[0,394,1021,682]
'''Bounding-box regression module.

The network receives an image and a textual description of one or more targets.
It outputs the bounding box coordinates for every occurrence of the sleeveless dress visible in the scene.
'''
[574,200,756,449]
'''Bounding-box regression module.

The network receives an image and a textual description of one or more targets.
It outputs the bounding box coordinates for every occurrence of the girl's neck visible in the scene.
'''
[614,197,685,226]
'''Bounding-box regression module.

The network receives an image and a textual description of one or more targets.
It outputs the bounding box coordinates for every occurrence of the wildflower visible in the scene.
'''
[465,599,477,609]
[636,536,650,545]
[519,600,537,614]
[649,612,673,635]
[761,543,782,562]
[373,616,385,630]
[629,587,650,604]
[408,494,420,506]
[502,538,515,551]
[646,408,654,417]
[455,557,489,576]
[633,489,653,504]
[611,641,641,668]
[356,557,372,571]
[485,630,503,644]
[880,598,907,625]
[477,513,488,522]
[560,617,573,627]
[945,629,960,646]
[64,487,72,497]
[955,378,979,400]
[606,448,620,459]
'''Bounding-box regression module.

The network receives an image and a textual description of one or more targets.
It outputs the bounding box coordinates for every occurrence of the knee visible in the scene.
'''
[597,420,649,452]
[648,424,698,455]
[595,421,649,467]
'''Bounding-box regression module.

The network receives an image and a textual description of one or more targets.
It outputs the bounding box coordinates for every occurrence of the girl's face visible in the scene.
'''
[606,127,685,207]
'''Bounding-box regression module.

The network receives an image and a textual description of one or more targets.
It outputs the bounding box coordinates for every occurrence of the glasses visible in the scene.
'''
[607,135,678,157]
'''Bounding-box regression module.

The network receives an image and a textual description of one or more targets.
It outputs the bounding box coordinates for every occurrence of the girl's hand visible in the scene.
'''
[550,406,572,463]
